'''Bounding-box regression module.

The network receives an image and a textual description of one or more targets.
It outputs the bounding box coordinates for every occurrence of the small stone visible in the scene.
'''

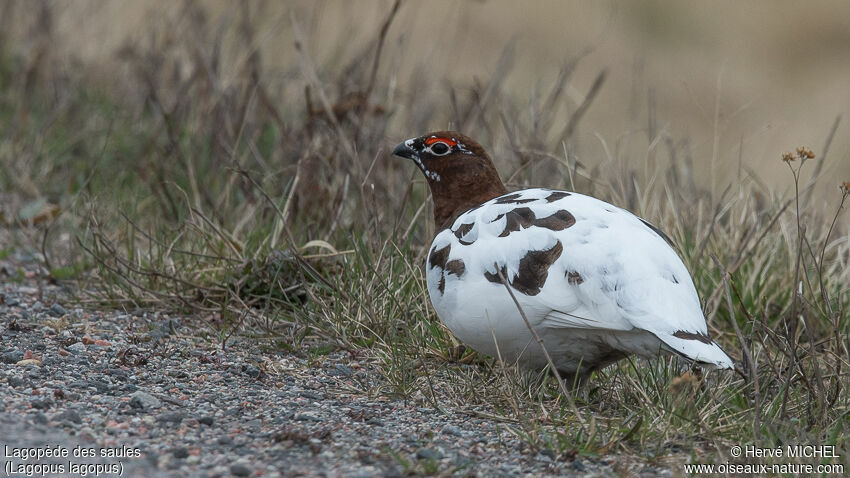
[129,391,162,410]
[332,364,354,377]
[442,425,461,436]
[31,413,48,424]
[198,416,214,426]
[538,449,556,460]
[105,368,128,380]
[300,390,322,400]
[366,417,384,427]
[244,419,262,431]
[416,448,441,460]
[572,459,586,472]
[243,364,261,378]
[67,342,85,353]
[347,467,379,478]
[6,297,20,307]
[2,351,23,364]
[31,399,52,410]
[150,318,181,341]
[295,413,323,422]
[156,412,185,424]
[48,303,67,317]
[79,427,96,442]
[230,463,251,477]
[226,364,242,375]
[171,447,189,459]
[88,380,110,393]
[56,409,82,424]
[8,376,26,388]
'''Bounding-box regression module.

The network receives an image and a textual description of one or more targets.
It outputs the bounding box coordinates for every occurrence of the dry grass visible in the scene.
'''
[1,1,848,472]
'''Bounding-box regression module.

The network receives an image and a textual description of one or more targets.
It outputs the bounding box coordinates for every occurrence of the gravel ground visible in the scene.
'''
[0,249,663,477]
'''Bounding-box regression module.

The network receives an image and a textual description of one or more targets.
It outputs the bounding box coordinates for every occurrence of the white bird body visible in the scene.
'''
[425,188,733,374]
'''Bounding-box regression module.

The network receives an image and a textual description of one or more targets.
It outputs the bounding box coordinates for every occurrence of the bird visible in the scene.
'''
[392,131,734,386]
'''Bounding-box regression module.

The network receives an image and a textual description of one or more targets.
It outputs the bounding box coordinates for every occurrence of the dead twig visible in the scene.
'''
[559,69,607,144]
[494,264,589,434]
[364,0,402,102]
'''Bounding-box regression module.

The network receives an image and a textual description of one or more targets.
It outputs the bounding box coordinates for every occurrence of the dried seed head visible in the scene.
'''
[796,146,815,159]
[782,152,795,163]
[670,370,701,394]
[841,181,850,194]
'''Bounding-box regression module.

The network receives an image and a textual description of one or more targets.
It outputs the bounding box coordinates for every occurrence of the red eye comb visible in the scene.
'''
[425,137,457,147]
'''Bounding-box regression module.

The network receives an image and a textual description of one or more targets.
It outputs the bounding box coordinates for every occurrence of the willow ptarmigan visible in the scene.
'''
[393,131,734,384]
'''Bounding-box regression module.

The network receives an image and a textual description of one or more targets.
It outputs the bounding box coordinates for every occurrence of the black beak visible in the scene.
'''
[392,141,418,160]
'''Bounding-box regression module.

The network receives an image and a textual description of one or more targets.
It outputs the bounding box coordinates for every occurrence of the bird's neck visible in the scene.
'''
[430,172,507,230]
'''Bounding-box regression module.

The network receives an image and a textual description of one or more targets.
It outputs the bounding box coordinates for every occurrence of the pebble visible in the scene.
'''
[295,413,323,422]
[48,303,67,317]
[2,351,23,364]
[243,364,261,378]
[198,415,215,426]
[129,391,162,410]
[171,447,189,459]
[230,463,252,477]
[30,412,48,424]
[156,412,185,424]
[334,364,354,377]
[416,448,442,460]
[30,398,52,410]
[300,390,323,400]
[539,448,556,460]
[55,409,82,424]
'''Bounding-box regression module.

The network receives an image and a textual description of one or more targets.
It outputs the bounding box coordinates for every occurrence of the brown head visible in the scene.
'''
[392,131,507,230]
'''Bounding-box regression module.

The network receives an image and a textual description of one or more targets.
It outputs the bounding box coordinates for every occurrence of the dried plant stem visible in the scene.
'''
[560,69,607,144]
[364,0,402,102]
[289,11,356,161]
[494,264,589,434]
[711,254,760,439]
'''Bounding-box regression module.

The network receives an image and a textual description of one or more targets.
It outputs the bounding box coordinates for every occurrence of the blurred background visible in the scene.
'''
[3,0,849,191]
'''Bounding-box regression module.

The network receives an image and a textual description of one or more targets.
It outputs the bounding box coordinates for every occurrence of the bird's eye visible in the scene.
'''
[430,142,450,156]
